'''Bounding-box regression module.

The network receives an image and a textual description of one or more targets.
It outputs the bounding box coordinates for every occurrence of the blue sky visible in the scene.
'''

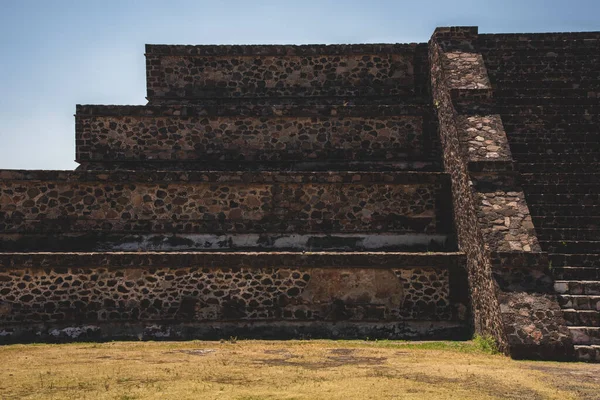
[1,0,599,170]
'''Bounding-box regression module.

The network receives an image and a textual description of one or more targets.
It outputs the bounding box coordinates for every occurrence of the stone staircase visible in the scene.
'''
[480,32,600,361]
[0,43,469,342]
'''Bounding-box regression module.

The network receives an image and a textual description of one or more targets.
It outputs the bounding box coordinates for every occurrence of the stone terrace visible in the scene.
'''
[0,29,598,362]
[0,41,470,344]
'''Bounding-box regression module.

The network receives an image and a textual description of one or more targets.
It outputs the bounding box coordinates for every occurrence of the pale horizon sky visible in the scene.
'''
[1,0,599,170]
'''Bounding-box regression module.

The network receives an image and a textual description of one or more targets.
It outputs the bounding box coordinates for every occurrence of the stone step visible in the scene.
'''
[480,36,600,46]
[520,173,600,185]
[511,142,600,153]
[503,122,599,134]
[478,44,598,53]
[0,232,456,253]
[509,133,600,143]
[483,53,600,63]
[486,57,600,65]
[161,95,431,107]
[145,44,420,101]
[553,268,600,281]
[557,295,600,311]
[487,61,600,74]
[532,216,600,229]
[485,63,600,74]
[522,183,600,195]
[485,60,600,73]
[541,241,600,254]
[531,205,600,218]
[0,250,468,340]
[480,46,600,55]
[494,105,600,115]
[481,37,600,45]
[493,88,600,99]
[536,228,600,241]
[525,193,600,205]
[490,80,600,89]
[477,41,597,51]
[495,97,600,106]
[76,105,434,165]
[568,327,600,345]
[555,280,600,295]
[0,170,451,235]
[562,309,600,326]
[517,162,600,174]
[509,135,600,147]
[78,160,441,172]
[491,76,600,88]
[0,250,466,268]
[479,33,600,43]
[491,72,600,82]
[512,154,599,164]
[574,345,600,362]
[550,253,600,268]
[502,114,600,125]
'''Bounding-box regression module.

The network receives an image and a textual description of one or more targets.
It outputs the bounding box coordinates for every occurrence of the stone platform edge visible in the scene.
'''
[145,43,423,56]
[0,169,449,184]
[0,320,469,344]
[0,251,466,269]
[75,104,431,117]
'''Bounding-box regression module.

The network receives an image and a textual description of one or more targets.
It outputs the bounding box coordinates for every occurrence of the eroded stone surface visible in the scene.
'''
[442,51,491,90]
[498,291,574,359]
[146,47,416,99]
[0,179,440,233]
[0,267,451,323]
[475,189,541,253]
[76,115,423,162]
[458,115,512,161]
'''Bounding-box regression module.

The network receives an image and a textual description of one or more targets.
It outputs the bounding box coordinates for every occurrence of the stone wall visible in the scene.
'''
[0,267,450,323]
[0,253,468,342]
[145,44,418,101]
[457,115,512,163]
[76,105,426,163]
[429,28,509,354]
[472,175,541,254]
[0,170,447,234]
[430,27,573,360]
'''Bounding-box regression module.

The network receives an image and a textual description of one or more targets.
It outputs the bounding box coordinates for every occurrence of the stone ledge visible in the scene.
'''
[0,217,441,235]
[146,96,431,106]
[76,104,430,117]
[433,26,479,38]
[0,320,469,344]
[0,169,450,184]
[145,43,421,56]
[458,114,512,163]
[147,86,418,100]
[0,251,466,269]
[498,291,574,361]
[479,31,600,42]
[75,160,441,172]
[0,232,455,253]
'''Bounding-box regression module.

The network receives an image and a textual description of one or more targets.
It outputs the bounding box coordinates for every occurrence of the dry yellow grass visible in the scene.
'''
[0,340,599,400]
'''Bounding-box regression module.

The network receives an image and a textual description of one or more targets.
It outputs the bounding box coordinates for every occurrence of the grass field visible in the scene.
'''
[1,339,599,400]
